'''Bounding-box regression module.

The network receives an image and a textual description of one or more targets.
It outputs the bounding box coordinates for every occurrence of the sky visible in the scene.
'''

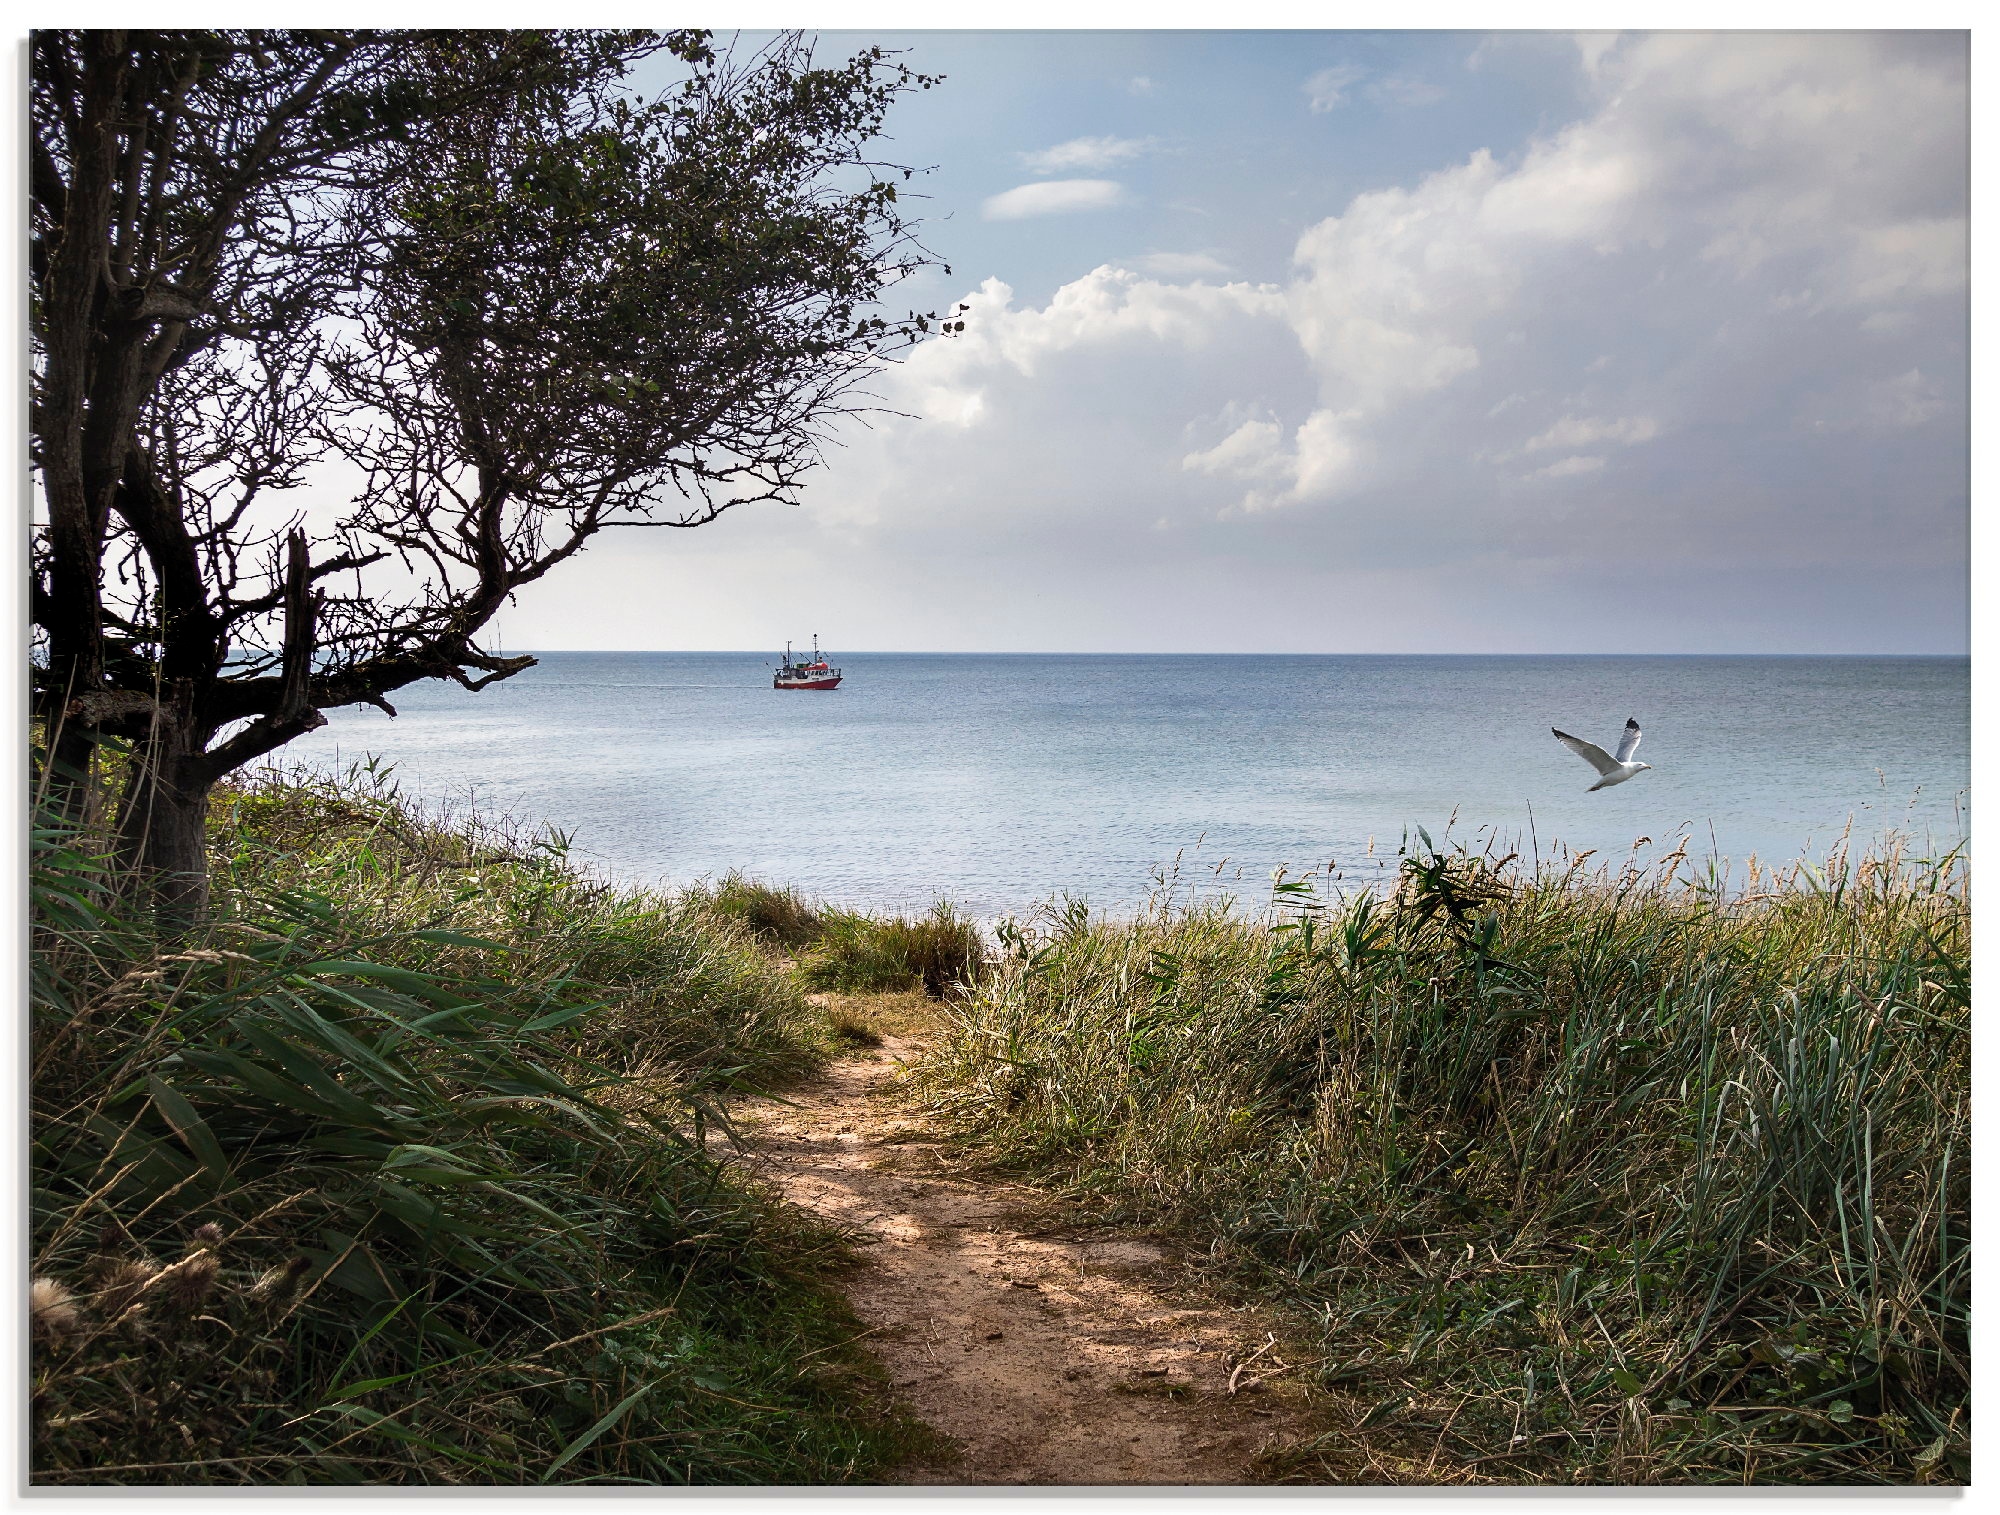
[486,30,1972,655]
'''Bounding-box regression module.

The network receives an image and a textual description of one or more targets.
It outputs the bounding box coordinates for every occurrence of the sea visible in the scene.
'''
[275,653,1970,921]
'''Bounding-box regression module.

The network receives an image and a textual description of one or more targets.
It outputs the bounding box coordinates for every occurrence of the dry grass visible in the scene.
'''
[814,990,941,1046]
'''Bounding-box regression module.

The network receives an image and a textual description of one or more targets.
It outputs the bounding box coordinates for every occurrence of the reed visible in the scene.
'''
[912,835,1969,1484]
[30,764,921,1485]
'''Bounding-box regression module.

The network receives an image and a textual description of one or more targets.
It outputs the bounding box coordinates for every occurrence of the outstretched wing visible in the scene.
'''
[1614,717,1642,764]
[1552,727,1620,777]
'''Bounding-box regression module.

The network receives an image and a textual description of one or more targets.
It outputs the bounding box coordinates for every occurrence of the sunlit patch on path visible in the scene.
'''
[727,1029,1309,1485]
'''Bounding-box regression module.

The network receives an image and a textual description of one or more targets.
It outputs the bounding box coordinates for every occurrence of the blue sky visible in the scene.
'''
[492,30,1969,655]
[779,31,1601,308]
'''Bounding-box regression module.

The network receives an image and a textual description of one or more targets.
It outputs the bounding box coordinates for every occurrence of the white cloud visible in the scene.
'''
[1304,63,1446,113]
[896,33,1962,545]
[1799,366,1950,436]
[529,35,1965,655]
[1303,64,1367,113]
[1230,32,1967,515]
[1127,76,1156,96]
[1133,251,1230,279]
[1370,75,1446,108]
[1182,419,1286,480]
[1521,415,1659,453]
[1021,135,1157,174]
[1869,369,1945,429]
[1530,455,1606,480]
[981,179,1129,221]
[891,268,1286,393]
[1289,411,1365,502]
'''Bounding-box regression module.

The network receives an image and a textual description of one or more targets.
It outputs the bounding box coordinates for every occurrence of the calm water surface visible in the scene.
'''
[278,653,1969,918]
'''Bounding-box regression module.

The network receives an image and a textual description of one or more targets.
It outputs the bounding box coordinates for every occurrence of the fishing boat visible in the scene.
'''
[774,636,842,690]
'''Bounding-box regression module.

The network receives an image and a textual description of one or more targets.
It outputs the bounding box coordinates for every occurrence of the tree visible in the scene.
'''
[32,28,950,917]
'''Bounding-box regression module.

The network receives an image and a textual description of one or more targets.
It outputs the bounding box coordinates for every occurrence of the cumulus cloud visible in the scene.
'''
[982,179,1129,220]
[1182,418,1286,480]
[538,34,1964,655]
[1021,135,1158,174]
[892,32,1964,556]
[1238,31,1969,520]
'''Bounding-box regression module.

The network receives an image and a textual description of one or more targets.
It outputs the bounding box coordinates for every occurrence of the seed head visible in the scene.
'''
[189,1222,225,1247]
[95,1257,160,1319]
[247,1255,312,1306]
[162,1250,221,1313]
[30,1277,79,1343]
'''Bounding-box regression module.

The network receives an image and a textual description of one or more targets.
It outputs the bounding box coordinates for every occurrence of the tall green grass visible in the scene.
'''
[798,903,987,999]
[913,836,1969,1484]
[31,766,918,1485]
[681,874,986,1001]
[696,873,826,953]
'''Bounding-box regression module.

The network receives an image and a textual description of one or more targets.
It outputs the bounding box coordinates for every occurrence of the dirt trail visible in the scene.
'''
[728,1025,1309,1485]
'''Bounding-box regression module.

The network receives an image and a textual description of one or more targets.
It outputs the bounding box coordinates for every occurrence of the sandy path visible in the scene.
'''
[728,1031,1309,1486]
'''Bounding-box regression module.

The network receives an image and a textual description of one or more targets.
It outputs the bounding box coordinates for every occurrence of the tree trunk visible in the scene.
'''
[38,706,106,832]
[116,717,216,925]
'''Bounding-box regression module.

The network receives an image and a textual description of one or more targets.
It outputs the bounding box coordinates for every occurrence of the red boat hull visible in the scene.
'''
[775,676,841,690]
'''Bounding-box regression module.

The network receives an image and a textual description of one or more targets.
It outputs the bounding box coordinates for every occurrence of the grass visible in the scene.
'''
[684,874,988,1002]
[36,753,1966,1486]
[816,990,941,1047]
[697,874,825,953]
[798,903,987,999]
[909,834,1969,1485]
[30,764,924,1485]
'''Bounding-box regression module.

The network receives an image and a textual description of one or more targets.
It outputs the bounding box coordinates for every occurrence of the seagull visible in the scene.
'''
[1552,717,1652,791]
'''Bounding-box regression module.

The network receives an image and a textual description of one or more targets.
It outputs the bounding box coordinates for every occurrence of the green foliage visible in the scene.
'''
[693,873,826,953]
[212,772,823,1088]
[31,768,916,1485]
[914,838,1969,1485]
[799,903,987,999]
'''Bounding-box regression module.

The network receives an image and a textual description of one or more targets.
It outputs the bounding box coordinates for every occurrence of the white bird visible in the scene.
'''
[1552,717,1652,791]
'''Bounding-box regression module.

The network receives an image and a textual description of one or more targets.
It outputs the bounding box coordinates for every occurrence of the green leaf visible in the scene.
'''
[147,1076,230,1184]
[541,1379,657,1481]
[407,929,510,950]
[520,1003,600,1033]
[296,958,475,1010]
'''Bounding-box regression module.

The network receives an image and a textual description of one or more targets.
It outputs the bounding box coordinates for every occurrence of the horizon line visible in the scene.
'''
[492,648,1972,659]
